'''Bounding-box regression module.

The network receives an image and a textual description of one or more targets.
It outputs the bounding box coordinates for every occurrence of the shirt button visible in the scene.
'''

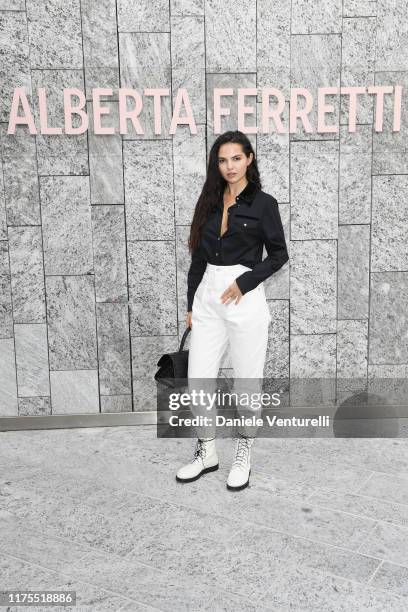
[217,237,220,240]
[216,252,219,256]
[243,223,247,226]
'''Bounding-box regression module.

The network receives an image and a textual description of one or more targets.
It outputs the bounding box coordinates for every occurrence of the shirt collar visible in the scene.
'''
[217,179,259,209]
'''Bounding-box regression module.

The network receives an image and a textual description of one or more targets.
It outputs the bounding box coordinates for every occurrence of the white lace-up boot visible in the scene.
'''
[176,437,219,483]
[226,435,255,490]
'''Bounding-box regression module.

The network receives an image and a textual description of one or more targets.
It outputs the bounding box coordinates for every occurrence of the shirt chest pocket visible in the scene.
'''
[234,214,259,234]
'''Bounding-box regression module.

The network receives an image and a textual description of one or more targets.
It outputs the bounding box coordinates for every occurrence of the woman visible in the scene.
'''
[176,130,289,491]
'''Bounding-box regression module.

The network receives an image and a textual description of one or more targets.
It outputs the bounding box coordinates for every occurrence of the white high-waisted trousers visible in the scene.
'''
[187,263,271,438]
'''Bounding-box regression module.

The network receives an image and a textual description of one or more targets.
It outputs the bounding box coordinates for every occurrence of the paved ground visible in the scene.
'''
[1,426,408,611]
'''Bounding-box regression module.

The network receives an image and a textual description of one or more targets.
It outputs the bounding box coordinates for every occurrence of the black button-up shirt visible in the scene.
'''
[187,180,289,311]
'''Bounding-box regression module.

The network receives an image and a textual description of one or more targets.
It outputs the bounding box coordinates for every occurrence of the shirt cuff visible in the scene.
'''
[235,272,259,295]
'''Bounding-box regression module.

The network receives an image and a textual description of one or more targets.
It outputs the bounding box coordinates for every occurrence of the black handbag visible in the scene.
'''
[154,326,191,387]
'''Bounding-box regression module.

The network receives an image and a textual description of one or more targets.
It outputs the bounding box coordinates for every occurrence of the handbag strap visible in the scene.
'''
[179,326,191,352]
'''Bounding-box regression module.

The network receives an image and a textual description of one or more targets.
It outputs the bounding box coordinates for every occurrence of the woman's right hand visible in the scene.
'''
[186,311,193,328]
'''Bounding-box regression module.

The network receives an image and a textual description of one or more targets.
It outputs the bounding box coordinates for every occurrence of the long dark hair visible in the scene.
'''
[188,130,262,252]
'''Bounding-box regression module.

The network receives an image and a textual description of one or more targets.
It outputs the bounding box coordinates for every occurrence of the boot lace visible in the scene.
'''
[193,438,214,461]
[193,439,206,461]
[232,436,253,469]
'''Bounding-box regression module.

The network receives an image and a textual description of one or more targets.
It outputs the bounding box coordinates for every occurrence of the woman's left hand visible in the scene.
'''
[220,281,243,305]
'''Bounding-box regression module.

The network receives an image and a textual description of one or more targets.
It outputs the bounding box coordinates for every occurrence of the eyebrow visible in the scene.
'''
[218,154,242,160]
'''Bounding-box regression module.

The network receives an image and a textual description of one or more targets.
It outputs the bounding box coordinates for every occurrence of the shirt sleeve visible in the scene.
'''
[187,243,207,311]
[234,198,288,296]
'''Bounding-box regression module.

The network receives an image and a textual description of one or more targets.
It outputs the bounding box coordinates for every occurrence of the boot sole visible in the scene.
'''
[226,469,251,491]
[175,463,219,483]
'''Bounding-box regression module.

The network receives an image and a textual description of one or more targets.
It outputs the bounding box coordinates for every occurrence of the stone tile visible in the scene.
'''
[117,0,170,31]
[290,333,337,378]
[81,0,119,70]
[173,125,206,225]
[0,516,91,568]
[358,472,408,507]
[282,536,381,583]
[0,161,6,241]
[0,124,40,225]
[26,0,83,69]
[46,275,97,370]
[264,300,289,378]
[339,123,372,224]
[40,176,93,275]
[0,241,13,338]
[41,546,228,610]
[119,33,171,139]
[368,364,408,379]
[0,551,66,592]
[292,0,342,34]
[290,240,337,334]
[370,561,408,596]
[257,1,290,99]
[359,522,408,566]
[371,175,408,272]
[252,439,374,492]
[343,0,377,17]
[100,395,132,413]
[172,0,204,15]
[84,67,120,102]
[0,338,18,415]
[229,490,376,551]
[373,71,408,175]
[337,320,368,378]
[87,101,124,204]
[0,552,130,611]
[91,205,128,303]
[205,0,256,72]
[131,335,179,411]
[206,73,257,151]
[171,14,205,124]
[14,324,49,397]
[128,241,177,335]
[8,226,46,324]
[375,0,408,71]
[258,563,405,612]
[324,438,408,474]
[31,70,88,175]
[308,489,408,529]
[338,224,370,319]
[0,0,25,8]
[290,34,341,140]
[18,397,51,416]
[369,272,408,365]
[178,590,273,612]
[257,103,290,204]
[96,303,131,395]
[0,12,31,124]
[340,17,376,125]
[291,141,338,239]
[54,578,135,611]
[289,377,337,412]
[50,370,99,414]
[123,140,174,240]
